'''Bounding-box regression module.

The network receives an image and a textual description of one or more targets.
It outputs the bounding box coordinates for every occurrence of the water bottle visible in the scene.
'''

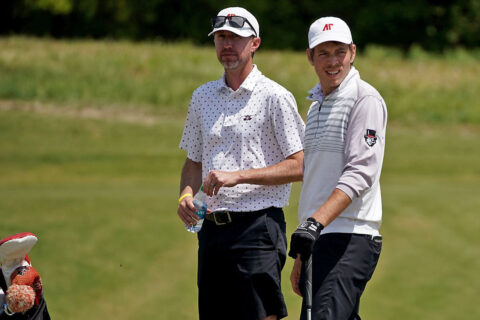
[185,185,207,233]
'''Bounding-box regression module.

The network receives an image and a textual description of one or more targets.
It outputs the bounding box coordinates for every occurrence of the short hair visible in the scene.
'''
[309,43,355,64]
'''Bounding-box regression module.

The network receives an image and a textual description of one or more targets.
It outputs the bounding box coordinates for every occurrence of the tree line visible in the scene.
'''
[1,0,479,52]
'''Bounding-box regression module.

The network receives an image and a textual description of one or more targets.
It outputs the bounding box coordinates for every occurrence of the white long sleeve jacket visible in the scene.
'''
[298,67,387,236]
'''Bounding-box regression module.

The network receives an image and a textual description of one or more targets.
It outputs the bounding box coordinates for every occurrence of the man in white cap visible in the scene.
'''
[177,6,305,320]
[288,17,387,319]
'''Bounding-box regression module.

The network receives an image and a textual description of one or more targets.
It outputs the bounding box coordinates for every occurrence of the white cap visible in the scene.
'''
[308,17,352,49]
[208,7,259,37]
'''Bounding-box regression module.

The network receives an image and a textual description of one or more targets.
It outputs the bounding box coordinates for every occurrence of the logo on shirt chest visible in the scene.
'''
[242,115,253,121]
[364,129,377,147]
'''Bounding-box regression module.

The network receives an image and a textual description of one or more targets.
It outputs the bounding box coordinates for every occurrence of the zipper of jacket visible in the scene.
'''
[315,100,323,137]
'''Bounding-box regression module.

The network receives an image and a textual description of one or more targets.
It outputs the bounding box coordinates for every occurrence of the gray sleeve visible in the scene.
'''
[337,95,387,199]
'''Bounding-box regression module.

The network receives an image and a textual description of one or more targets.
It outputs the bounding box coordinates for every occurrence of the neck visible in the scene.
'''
[224,62,254,91]
[322,87,335,96]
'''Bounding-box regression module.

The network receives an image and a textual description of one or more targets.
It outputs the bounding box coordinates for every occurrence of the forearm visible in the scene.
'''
[203,151,303,196]
[288,187,352,263]
[178,158,203,226]
[237,150,304,185]
[311,188,352,227]
[179,158,202,196]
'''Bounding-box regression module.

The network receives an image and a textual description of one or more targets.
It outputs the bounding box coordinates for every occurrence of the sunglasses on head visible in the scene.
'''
[211,16,257,37]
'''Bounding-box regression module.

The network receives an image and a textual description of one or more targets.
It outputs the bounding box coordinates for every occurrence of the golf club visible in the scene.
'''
[303,255,313,320]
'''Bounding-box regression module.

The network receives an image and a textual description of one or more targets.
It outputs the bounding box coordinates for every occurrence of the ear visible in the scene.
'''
[350,44,357,64]
[251,37,261,53]
[306,48,314,66]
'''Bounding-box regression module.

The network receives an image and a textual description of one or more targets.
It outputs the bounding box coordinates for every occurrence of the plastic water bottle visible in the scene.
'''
[185,185,207,233]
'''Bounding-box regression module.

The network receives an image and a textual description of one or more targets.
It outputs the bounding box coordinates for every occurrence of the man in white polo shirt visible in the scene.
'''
[288,17,387,319]
[177,7,305,320]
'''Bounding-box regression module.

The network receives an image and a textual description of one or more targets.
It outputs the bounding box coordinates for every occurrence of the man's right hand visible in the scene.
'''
[177,194,199,226]
[288,217,324,261]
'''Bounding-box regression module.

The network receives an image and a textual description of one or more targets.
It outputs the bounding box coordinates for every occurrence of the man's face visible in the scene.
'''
[214,30,259,70]
[307,41,356,96]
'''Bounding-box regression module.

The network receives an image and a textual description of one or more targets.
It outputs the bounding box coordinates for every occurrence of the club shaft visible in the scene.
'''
[304,255,313,320]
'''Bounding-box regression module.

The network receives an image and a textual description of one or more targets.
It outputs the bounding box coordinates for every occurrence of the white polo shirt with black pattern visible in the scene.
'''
[180,65,305,212]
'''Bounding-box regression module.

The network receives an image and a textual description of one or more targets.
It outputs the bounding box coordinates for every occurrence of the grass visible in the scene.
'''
[0,37,479,319]
[1,37,480,123]
[366,124,480,319]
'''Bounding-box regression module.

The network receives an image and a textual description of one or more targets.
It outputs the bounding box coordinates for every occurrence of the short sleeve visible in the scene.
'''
[271,92,305,158]
[179,92,203,162]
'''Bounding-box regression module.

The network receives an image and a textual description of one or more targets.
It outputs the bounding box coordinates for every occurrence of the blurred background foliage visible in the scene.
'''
[1,0,480,52]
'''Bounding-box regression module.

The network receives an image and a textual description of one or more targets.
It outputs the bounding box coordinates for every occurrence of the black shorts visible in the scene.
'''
[299,233,382,320]
[197,207,288,320]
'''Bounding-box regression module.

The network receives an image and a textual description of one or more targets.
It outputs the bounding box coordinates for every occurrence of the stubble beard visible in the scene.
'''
[222,61,239,70]
[221,59,240,70]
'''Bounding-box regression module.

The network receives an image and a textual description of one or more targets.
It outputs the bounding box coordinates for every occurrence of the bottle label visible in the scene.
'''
[193,199,207,219]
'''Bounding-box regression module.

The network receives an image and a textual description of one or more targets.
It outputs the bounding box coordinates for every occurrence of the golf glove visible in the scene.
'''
[289,217,324,261]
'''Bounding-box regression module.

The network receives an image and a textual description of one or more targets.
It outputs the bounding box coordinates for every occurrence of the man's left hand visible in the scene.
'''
[288,217,324,261]
[203,170,239,196]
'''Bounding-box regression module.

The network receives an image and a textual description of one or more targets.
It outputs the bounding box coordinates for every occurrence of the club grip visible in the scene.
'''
[303,255,313,319]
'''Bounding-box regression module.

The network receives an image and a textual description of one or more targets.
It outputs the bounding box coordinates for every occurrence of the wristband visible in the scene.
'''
[178,193,193,204]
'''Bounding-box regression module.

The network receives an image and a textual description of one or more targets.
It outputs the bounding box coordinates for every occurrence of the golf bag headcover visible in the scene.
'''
[0,233,44,315]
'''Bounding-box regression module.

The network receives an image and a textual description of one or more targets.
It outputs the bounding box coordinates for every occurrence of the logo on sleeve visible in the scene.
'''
[364,129,377,147]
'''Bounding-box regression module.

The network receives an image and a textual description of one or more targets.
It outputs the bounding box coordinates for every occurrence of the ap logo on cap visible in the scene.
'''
[308,17,352,49]
[323,24,333,31]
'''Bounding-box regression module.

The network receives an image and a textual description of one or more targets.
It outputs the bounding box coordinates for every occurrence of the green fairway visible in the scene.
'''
[0,37,479,319]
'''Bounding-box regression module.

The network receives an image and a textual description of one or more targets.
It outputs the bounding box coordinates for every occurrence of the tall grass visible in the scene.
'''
[1,37,479,123]
[0,37,479,319]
